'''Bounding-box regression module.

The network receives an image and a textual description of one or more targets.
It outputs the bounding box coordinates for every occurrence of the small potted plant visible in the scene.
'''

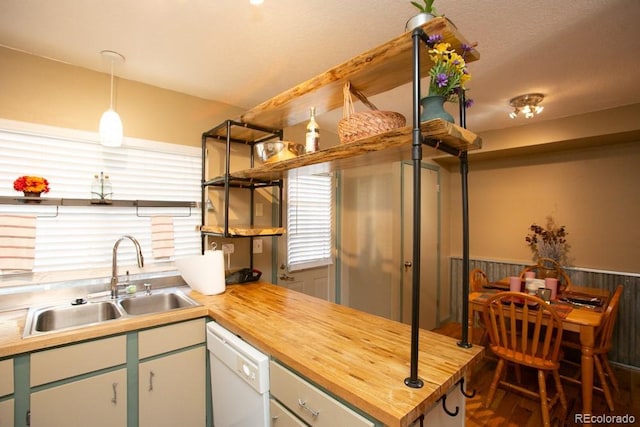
[13,175,50,197]
[406,0,438,31]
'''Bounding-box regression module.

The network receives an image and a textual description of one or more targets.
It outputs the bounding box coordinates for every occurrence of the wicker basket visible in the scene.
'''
[337,82,406,144]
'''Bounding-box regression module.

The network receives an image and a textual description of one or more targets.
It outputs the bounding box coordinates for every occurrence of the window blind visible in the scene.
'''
[286,174,333,271]
[0,120,201,273]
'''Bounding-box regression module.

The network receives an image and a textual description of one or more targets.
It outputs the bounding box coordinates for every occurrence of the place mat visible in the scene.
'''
[558,291,605,307]
[482,281,510,290]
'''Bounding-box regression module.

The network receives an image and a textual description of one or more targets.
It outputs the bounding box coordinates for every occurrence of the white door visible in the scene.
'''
[338,164,401,319]
[402,163,439,330]
[277,174,332,301]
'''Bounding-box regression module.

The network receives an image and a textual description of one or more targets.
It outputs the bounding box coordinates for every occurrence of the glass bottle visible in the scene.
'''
[91,173,102,202]
[305,106,320,153]
[103,174,113,201]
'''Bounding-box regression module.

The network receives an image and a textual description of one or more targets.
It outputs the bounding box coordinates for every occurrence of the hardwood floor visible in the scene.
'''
[432,322,640,426]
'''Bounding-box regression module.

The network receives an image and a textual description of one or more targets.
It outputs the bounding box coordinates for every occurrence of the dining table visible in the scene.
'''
[468,279,610,425]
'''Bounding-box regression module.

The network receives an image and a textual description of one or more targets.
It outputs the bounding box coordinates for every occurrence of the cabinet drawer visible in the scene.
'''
[31,335,126,386]
[270,361,374,427]
[0,359,13,397]
[270,398,306,427]
[138,318,205,359]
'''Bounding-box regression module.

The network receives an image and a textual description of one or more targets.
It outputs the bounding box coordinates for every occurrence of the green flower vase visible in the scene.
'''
[420,95,455,123]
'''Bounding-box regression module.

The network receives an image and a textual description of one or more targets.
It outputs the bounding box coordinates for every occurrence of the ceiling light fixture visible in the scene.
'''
[250,0,264,5]
[508,93,544,119]
[99,50,125,147]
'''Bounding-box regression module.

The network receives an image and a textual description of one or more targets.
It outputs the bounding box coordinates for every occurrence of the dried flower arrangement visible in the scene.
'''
[525,216,569,265]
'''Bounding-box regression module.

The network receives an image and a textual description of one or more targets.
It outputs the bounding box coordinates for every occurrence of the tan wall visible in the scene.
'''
[0,46,243,147]
[447,140,640,273]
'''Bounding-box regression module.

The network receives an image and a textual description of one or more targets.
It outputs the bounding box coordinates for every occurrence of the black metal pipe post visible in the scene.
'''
[405,28,424,389]
[457,150,472,348]
[201,133,207,254]
[223,120,232,237]
[457,88,472,348]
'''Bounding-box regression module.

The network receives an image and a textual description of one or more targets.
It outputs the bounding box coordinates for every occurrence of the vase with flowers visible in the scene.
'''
[525,216,570,270]
[420,35,473,123]
[13,175,50,200]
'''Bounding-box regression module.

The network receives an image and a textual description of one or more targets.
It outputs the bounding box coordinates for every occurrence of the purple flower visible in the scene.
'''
[427,34,443,45]
[464,98,474,109]
[435,73,448,88]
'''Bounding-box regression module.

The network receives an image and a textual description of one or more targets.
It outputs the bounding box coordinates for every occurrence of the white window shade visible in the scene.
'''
[287,174,333,271]
[0,120,201,273]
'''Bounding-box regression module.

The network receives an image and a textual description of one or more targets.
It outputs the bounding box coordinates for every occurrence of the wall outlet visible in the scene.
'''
[253,238,263,254]
[222,243,235,254]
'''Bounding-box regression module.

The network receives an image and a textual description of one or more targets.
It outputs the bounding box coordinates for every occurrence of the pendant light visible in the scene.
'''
[99,50,125,147]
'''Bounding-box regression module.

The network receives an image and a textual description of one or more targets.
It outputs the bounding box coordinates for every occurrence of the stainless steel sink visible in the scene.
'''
[26,301,124,335]
[117,291,197,315]
[23,288,200,338]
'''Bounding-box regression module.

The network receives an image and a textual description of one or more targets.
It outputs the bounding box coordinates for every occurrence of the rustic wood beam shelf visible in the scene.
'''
[229,120,481,181]
[238,17,479,131]
[200,225,285,238]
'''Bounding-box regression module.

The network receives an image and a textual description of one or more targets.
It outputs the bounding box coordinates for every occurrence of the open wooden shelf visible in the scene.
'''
[230,119,481,180]
[238,17,479,131]
[200,225,285,238]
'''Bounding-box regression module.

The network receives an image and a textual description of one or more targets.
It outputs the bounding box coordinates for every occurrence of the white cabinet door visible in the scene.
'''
[31,368,127,427]
[0,399,14,427]
[139,346,206,427]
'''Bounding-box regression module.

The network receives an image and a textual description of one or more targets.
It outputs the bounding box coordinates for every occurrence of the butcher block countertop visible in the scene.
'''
[0,281,483,427]
[195,282,484,427]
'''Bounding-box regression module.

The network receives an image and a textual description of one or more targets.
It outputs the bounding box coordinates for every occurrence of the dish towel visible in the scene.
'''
[0,214,37,271]
[151,216,175,259]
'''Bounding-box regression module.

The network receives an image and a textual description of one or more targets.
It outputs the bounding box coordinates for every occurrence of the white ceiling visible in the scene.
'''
[1,0,640,134]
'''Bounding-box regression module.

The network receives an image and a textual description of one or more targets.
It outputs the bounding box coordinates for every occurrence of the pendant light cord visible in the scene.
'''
[109,59,115,110]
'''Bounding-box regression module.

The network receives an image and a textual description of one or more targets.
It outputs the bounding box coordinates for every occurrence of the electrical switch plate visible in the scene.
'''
[253,238,263,254]
[222,243,235,254]
[255,203,264,217]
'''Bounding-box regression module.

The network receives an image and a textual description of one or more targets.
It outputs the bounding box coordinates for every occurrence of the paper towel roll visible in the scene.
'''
[175,250,226,295]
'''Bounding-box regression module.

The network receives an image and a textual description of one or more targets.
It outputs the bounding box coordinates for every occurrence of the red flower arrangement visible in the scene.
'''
[13,176,50,193]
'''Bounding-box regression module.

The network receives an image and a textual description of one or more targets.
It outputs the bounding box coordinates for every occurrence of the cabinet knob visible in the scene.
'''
[404,261,412,271]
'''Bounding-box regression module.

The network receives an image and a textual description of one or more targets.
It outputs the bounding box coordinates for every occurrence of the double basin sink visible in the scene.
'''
[23,288,200,338]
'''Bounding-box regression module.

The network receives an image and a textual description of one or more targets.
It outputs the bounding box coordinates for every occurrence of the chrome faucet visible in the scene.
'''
[110,235,144,299]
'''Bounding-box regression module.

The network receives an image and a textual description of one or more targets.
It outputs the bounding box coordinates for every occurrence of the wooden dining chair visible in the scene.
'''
[560,284,623,411]
[519,257,573,293]
[469,268,489,345]
[482,291,567,427]
[470,268,489,292]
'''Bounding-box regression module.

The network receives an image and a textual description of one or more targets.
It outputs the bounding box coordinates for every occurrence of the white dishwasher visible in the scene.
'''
[206,321,270,427]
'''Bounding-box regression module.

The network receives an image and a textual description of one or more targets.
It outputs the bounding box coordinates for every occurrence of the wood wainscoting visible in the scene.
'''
[448,257,640,368]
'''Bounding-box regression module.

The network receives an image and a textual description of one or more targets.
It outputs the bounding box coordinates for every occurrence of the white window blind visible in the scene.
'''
[286,174,333,271]
[0,120,201,273]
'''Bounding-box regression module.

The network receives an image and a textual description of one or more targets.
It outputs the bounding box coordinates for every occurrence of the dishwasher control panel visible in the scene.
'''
[237,356,261,388]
